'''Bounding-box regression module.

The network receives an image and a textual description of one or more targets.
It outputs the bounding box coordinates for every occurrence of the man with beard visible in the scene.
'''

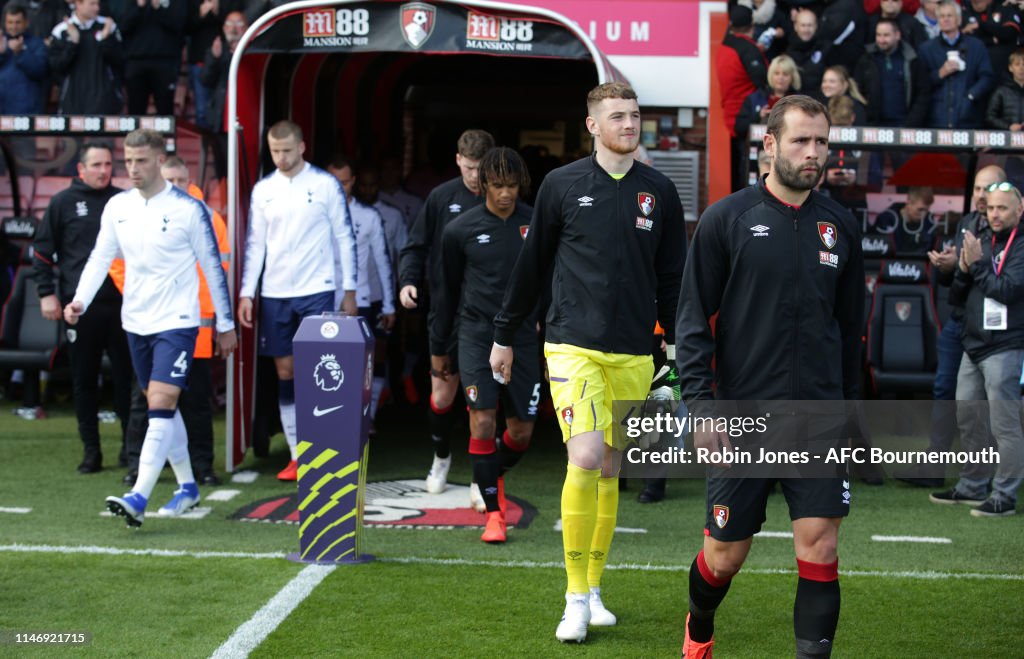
[491,82,686,643]
[676,95,863,658]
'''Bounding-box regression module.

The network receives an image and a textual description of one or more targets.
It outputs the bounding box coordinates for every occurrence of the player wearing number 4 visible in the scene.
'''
[65,129,237,527]
[491,83,686,642]
[432,147,539,544]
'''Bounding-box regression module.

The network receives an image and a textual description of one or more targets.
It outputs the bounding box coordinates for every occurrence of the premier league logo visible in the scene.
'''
[637,192,655,217]
[818,221,837,249]
[314,353,344,392]
[401,2,435,49]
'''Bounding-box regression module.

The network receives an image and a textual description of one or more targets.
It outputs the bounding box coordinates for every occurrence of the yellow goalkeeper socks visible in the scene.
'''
[561,463,600,594]
[587,476,618,589]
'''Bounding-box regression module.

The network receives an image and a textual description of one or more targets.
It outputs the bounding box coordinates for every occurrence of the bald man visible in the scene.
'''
[898,165,1006,487]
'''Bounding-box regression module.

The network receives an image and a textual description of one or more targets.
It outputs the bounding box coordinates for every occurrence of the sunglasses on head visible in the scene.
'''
[986,181,1022,201]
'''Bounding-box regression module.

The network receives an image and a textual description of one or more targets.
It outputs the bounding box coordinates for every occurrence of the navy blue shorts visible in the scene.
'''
[126,327,199,390]
[259,291,335,356]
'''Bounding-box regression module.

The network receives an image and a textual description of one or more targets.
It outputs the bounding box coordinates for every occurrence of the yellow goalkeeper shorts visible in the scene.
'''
[544,342,653,449]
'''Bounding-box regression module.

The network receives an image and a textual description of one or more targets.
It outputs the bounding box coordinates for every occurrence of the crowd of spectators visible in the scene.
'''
[722,0,1024,163]
[0,0,272,130]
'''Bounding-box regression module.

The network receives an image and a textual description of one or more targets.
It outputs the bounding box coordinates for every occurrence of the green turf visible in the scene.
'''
[2,398,1022,657]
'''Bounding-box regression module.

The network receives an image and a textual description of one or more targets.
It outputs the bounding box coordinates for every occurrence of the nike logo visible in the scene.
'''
[313,404,344,417]
[170,372,186,378]
[363,403,369,416]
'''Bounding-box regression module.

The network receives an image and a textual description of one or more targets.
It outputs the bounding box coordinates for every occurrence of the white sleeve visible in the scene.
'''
[240,189,267,299]
[73,204,122,312]
[369,211,395,314]
[329,180,358,291]
[190,202,235,333]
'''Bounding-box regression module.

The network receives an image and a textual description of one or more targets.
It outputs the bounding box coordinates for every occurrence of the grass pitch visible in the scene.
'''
[1,398,1022,657]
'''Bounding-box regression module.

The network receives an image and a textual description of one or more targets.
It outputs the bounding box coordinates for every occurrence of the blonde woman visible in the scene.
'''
[820,65,868,124]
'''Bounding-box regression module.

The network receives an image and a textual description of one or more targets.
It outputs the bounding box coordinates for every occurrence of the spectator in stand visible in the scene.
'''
[865,0,921,16]
[820,95,877,222]
[119,0,186,116]
[242,0,287,25]
[200,10,246,176]
[25,0,67,41]
[873,186,938,253]
[786,8,828,95]
[751,0,789,60]
[987,48,1024,130]
[186,0,243,130]
[734,54,801,152]
[819,65,869,124]
[49,0,124,115]
[868,0,929,49]
[856,17,932,127]
[0,3,49,114]
[916,0,942,39]
[819,0,867,72]
[716,4,768,192]
[962,0,1022,81]
[919,0,995,128]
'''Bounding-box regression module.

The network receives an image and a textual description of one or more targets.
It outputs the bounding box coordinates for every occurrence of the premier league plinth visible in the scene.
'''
[288,313,374,564]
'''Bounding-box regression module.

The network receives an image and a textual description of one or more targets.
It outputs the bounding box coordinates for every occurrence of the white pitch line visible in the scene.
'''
[552,518,647,534]
[1,544,1020,582]
[755,531,794,539]
[230,471,259,484]
[0,544,284,560]
[379,556,1024,582]
[206,489,241,502]
[0,507,31,514]
[872,535,953,544]
[210,564,335,659]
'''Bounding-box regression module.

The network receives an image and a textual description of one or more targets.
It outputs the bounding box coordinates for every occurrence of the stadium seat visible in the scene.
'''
[0,229,61,370]
[866,259,939,397]
[32,175,72,216]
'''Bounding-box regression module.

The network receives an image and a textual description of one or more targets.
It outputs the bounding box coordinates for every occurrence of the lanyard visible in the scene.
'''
[991,225,1018,277]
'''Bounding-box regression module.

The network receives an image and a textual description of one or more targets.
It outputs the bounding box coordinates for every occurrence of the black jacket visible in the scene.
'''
[937,211,984,322]
[962,0,1022,75]
[433,202,535,354]
[819,0,866,71]
[676,176,864,401]
[399,176,484,303]
[200,44,230,131]
[953,221,1024,361]
[120,0,187,59]
[855,41,932,127]
[49,16,124,114]
[786,34,828,93]
[494,155,686,354]
[32,178,122,305]
[986,78,1024,129]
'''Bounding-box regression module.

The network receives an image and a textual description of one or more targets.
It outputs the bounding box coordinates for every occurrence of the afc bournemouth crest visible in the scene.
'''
[401,2,436,49]
[713,504,729,529]
[895,301,912,322]
[818,221,837,249]
[561,405,574,426]
[638,192,655,217]
[520,225,529,239]
[465,385,478,403]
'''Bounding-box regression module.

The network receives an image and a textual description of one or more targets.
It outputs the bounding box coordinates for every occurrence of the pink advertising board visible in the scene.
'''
[528,0,700,57]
